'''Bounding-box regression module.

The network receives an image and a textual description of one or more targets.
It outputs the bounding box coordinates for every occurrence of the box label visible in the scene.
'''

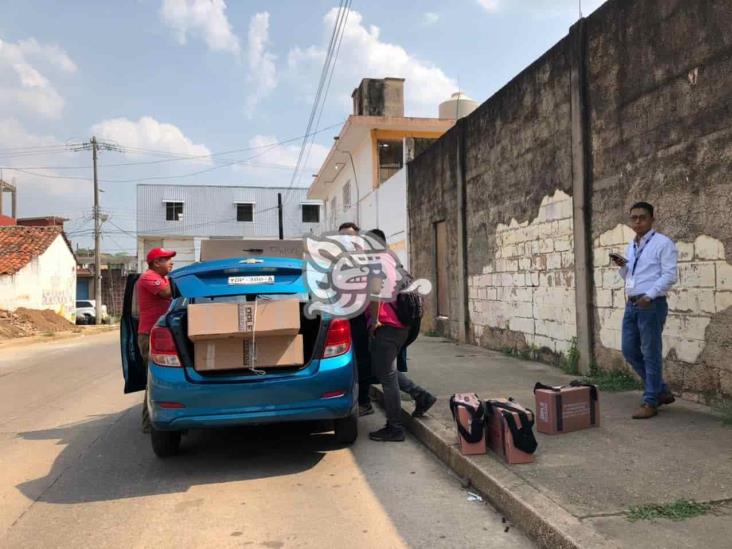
[563,401,590,418]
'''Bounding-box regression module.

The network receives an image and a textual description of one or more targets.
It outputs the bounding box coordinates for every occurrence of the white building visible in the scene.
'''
[307,78,467,269]
[0,225,77,321]
[136,185,322,270]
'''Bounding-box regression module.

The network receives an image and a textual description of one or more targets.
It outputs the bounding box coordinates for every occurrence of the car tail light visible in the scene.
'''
[150,326,181,367]
[322,319,351,358]
[321,390,346,399]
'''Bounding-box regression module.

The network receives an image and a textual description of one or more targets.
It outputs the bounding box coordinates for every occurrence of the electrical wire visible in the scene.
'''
[283,0,351,206]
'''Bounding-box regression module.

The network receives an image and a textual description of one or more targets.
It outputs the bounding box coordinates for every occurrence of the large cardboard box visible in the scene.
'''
[200,239,303,261]
[485,398,537,465]
[194,334,304,371]
[187,299,300,341]
[449,393,487,455]
[534,382,600,435]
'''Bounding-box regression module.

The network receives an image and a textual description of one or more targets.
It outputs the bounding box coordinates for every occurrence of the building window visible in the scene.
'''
[165,202,183,221]
[378,140,403,184]
[236,202,254,222]
[329,196,337,227]
[342,181,351,211]
[302,204,320,223]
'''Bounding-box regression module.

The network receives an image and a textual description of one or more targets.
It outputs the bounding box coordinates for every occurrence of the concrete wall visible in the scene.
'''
[0,235,77,321]
[408,0,732,402]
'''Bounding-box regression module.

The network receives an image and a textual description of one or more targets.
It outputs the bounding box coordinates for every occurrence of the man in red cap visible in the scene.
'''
[137,247,176,432]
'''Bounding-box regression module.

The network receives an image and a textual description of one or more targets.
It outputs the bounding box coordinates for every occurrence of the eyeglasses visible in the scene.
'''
[629,214,650,222]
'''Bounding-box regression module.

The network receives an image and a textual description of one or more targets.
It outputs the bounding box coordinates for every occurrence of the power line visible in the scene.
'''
[287,1,350,209]
[0,122,344,169]
[284,0,351,207]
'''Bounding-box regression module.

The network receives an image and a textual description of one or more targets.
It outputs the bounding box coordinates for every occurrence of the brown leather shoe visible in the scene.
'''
[659,392,676,406]
[632,404,658,419]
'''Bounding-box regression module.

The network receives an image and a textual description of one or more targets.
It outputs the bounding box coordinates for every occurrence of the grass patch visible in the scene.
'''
[560,337,580,375]
[712,400,732,427]
[582,367,642,392]
[42,331,55,337]
[424,330,441,337]
[502,345,540,361]
[626,500,712,522]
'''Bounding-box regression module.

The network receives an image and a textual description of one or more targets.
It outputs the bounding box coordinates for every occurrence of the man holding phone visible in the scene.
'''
[611,202,678,419]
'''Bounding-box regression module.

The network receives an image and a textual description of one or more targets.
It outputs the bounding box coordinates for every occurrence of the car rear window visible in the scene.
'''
[76,301,93,308]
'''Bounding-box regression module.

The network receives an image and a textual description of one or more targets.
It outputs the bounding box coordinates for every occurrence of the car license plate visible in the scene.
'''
[227,275,275,285]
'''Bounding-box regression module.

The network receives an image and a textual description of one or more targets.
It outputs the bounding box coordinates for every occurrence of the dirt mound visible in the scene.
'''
[0,308,75,339]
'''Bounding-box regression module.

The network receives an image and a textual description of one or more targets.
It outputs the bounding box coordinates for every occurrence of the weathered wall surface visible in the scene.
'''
[469,191,576,355]
[408,129,460,338]
[0,235,77,321]
[408,0,732,401]
[587,0,732,400]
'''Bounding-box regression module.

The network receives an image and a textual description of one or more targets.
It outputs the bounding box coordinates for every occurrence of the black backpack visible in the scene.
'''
[395,271,424,327]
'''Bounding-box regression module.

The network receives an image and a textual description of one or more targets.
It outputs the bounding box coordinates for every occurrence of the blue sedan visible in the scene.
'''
[120,256,358,457]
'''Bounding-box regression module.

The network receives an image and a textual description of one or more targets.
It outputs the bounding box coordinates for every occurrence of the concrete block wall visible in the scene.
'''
[468,191,577,355]
[407,0,732,402]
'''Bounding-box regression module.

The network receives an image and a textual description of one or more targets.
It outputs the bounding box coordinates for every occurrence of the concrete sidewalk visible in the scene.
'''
[374,336,732,548]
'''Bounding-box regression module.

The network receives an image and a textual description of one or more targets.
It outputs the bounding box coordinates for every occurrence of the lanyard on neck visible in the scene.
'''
[631,231,655,276]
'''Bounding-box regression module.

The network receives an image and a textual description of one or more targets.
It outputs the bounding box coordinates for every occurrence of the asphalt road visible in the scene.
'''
[0,331,533,548]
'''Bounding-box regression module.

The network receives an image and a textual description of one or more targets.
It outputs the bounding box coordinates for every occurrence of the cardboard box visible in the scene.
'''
[534,382,600,435]
[194,334,304,371]
[200,239,304,261]
[449,393,487,455]
[187,299,300,341]
[485,398,537,464]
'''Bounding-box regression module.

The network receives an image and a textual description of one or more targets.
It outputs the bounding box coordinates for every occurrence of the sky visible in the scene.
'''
[0,0,607,254]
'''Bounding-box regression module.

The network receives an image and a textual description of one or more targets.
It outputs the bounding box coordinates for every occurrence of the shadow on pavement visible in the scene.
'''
[15,404,339,505]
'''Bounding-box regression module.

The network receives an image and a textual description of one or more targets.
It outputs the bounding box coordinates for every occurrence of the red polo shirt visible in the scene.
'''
[136,269,172,335]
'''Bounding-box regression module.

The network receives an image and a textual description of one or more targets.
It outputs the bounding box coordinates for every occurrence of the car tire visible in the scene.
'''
[150,426,181,458]
[334,411,358,444]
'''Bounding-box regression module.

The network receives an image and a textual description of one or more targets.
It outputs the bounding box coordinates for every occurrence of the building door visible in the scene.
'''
[76,278,89,300]
[435,221,449,317]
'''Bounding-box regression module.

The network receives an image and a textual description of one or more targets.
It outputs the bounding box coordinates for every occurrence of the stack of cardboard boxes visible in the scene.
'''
[188,299,303,371]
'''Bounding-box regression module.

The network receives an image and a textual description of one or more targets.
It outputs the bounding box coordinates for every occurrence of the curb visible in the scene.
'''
[371,386,619,549]
[0,325,118,349]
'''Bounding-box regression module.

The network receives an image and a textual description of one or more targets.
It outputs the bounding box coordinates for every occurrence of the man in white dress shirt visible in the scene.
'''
[612,202,678,419]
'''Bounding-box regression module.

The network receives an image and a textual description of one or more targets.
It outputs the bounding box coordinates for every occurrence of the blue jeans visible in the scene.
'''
[397,346,407,372]
[621,297,669,407]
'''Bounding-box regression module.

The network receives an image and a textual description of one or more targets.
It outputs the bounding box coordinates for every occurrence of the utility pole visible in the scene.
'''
[92,137,102,325]
[277,192,284,240]
[70,137,121,325]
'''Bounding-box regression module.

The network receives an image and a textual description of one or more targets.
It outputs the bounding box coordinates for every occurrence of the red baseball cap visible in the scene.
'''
[147,247,177,263]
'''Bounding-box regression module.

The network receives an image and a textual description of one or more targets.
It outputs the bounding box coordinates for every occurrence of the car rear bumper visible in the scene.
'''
[147,354,357,431]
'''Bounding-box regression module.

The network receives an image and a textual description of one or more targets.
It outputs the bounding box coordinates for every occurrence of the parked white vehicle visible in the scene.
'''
[75,300,109,324]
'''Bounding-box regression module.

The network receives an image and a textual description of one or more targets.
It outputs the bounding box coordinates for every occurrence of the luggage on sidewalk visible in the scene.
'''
[449,393,487,455]
[485,398,537,464]
[533,380,600,435]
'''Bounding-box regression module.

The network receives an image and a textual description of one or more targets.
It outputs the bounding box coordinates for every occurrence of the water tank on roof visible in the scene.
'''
[439,92,479,120]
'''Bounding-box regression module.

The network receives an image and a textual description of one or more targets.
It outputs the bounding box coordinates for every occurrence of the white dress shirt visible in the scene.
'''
[619,230,678,299]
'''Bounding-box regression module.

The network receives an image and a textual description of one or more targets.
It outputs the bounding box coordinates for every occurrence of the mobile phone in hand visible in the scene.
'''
[609,252,627,266]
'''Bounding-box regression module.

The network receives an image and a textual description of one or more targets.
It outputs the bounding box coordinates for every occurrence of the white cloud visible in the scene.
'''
[160,0,240,54]
[423,12,440,25]
[0,37,76,118]
[245,12,277,116]
[477,0,608,16]
[90,116,212,163]
[0,118,84,213]
[287,8,457,117]
[477,0,500,12]
[233,135,330,186]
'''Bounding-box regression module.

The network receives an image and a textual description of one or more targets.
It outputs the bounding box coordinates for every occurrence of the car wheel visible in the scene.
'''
[334,411,358,444]
[150,426,181,458]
